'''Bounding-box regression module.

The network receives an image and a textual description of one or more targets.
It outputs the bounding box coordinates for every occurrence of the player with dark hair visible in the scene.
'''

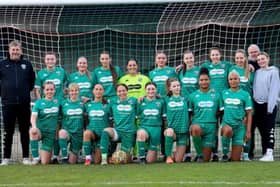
[189,67,221,162]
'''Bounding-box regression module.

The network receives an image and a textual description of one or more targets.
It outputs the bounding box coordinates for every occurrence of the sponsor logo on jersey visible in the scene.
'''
[117,104,132,111]
[78,82,91,88]
[44,107,59,114]
[46,79,61,85]
[198,101,214,107]
[67,108,83,115]
[182,77,197,84]
[240,76,248,83]
[225,98,241,105]
[153,75,168,82]
[100,76,113,83]
[143,109,159,116]
[128,84,141,90]
[56,71,61,76]
[210,69,225,75]
[89,110,105,117]
[168,101,184,107]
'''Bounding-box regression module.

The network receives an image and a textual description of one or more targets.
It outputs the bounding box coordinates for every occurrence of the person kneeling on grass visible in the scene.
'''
[29,81,60,165]
[58,83,85,164]
[164,78,189,164]
[83,84,110,165]
[100,84,137,165]
[189,68,221,162]
[136,82,165,164]
[220,70,252,162]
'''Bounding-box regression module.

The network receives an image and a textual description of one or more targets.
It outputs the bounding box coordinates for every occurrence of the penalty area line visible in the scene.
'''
[1,181,280,186]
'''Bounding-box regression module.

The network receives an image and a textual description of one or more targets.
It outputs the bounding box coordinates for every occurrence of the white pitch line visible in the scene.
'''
[1,181,280,186]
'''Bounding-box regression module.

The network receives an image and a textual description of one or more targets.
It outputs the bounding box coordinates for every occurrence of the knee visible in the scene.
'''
[59,129,68,139]
[137,130,147,141]
[221,126,232,137]
[83,130,93,140]
[191,125,201,136]
[164,128,174,137]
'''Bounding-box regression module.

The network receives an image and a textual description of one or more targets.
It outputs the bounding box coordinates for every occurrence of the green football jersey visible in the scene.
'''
[164,96,189,133]
[92,66,122,98]
[35,66,68,99]
[108,97,137,133]
[85,100,110,136]
[137,97,165,128]
[118,74,151,99]
[179,66,199,98]
[229,65,254,96]
[221,88,252,126]
[201,61,232,93]
[149,66,177,96]
[61,99,84,134]
[68,71,93,99]
[189,89,220,124]
[32,98,60,132]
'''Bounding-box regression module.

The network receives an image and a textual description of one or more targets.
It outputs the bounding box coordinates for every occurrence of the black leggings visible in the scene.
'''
[253,101,277,154]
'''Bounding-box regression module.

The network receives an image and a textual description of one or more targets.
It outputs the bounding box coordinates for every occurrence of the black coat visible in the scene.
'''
[0,55,35,104]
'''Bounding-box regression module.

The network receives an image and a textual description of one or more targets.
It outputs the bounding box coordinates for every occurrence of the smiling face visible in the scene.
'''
[169,80,181,96]
[68,84,80,101]
[235,52,246,68]
[155,53,167,68]
[100,53,111,69]
[9,45,22,61]
[44,82,55,100]
[199,74,210,90]
[257,54,269,69]
[228,71,240,90]
[93,84,104,99]
[45,54,56,70]
[126,59,138,75]
[77,57,88,73]
[248,45,260,61]
[117,84,128,100]
[183,52,194,68]
[145,83,157,99]
[210,49,221,64]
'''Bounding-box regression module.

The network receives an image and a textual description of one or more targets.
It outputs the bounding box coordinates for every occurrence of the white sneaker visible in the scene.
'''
[31,158,40,165]
[22,158,31,165]
[243,154,251,161]
[101,159,107,165]
[259,154,274,162]
[0,159,11,166]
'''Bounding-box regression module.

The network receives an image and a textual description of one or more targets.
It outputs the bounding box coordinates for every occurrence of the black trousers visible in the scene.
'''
[253,101,277,155]
[2,103,31,158]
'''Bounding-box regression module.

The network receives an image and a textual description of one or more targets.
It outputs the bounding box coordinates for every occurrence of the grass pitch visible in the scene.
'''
[0,161,279,187]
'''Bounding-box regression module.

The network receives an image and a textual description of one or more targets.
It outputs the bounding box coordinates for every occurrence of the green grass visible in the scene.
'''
[0,161,279,187]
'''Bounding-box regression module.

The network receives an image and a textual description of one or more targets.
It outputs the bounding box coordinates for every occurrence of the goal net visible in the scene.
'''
[0,0,280,162]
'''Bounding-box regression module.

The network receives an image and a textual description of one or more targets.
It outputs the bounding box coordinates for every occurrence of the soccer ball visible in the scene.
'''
[111,150,127,164]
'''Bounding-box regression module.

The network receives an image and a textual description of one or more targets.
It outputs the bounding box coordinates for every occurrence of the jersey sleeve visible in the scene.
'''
[32,100,41,114]
[34,70,43,89]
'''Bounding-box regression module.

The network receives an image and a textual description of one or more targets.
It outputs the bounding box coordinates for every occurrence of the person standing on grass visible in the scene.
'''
[201,47,232,161]
[220,70,252,162]
[247,44,260,160]
[92,51,122,99]
[253,52,280,162]
[0,40,35,165]
[29,81,60,165]
[136,82,165,164]
[178,50,199,162]
[189,68,221,162]
[68,57,93,103]
[34,52,68,164]
[83,84,110,165]
[58,83,85,164]
[100,84,137,165]
[164,78,189,164]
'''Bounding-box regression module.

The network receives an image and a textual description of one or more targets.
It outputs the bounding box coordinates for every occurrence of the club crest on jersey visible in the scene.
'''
[138,77,143,82]
[56,71,61,76]
[21,64,26,69]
